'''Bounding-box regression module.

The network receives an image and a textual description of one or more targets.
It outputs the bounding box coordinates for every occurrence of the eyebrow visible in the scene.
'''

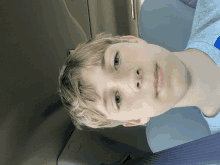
[101,49,109,114]
[101,50,106,71]
[103,89,109,114]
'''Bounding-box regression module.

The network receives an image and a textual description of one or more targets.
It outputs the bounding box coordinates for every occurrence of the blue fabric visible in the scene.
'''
[179,0,198,9]
[185,0,220,67]
[145,107,211,153]
[214,36,220,50]
[138,0,196,52]
[138,0,217,153]
[138,132,220,164]
[201,108,220,135]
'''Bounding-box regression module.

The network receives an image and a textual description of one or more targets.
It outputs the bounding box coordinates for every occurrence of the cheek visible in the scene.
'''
[123,49,152,66]
[134,94,177,117]
[135,50,153,64]
[125,95,158,117]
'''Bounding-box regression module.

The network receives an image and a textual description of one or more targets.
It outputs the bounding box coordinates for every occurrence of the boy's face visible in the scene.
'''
[82,36,189,127]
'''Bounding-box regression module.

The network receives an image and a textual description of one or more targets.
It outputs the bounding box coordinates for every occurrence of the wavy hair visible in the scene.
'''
[57,32,135,131]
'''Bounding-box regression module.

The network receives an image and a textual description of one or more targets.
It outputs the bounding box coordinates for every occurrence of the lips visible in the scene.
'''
[156,65,164,96]
[154,63,164,97]
[154,63,158,97]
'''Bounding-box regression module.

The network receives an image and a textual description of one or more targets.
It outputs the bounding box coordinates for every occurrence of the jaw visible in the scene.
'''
[173,49,220,116]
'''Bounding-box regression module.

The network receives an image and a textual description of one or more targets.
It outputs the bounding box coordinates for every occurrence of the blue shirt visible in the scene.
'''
[184,0,220,135]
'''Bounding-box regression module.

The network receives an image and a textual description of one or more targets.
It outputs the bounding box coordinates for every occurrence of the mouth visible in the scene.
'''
[154,63,164,97]
[154,63,158,97]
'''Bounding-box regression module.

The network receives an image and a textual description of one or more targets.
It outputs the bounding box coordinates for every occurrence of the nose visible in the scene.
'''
[135,69,143,90]
[118,68,143,93]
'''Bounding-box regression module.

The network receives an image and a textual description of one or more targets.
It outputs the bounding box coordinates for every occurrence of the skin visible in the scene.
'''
[173,48,220,117]
[82,35,220,127]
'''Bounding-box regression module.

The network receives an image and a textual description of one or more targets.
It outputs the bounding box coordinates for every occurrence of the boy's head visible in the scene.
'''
[58,32,189,131]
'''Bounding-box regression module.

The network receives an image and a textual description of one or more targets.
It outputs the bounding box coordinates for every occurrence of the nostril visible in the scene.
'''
[137,82,140,88]
[137,70,140,75]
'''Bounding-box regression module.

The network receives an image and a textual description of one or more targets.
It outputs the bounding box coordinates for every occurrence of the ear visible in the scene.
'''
[123,118,150,127]
[121,35,148,44]
[121,35,137,40]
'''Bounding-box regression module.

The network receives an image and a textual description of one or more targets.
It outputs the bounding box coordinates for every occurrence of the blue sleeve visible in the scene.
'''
[200,108,220,135]
[185,0,220,67]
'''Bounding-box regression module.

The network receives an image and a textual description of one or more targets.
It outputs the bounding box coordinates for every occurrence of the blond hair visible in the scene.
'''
[57,32,135,131]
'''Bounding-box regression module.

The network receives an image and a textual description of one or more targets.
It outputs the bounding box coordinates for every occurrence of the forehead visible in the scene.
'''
[81,65,103,97]
[80,67,110,116]
[106,42,135,51]
[105,43,123,55]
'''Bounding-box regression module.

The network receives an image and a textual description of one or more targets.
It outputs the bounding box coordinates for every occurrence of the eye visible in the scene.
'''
[114,51,120,71]
[115,90,122,110]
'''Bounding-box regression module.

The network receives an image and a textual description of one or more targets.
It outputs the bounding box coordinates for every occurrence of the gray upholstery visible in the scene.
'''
[138,0,197,52]
[0,0,88,164]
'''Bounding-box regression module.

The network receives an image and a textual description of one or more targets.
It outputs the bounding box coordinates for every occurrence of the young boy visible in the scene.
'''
[58,32,220,130]
[58,0,220,134]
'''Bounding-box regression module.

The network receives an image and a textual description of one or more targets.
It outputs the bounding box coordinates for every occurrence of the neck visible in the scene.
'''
[173,49,220,117]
